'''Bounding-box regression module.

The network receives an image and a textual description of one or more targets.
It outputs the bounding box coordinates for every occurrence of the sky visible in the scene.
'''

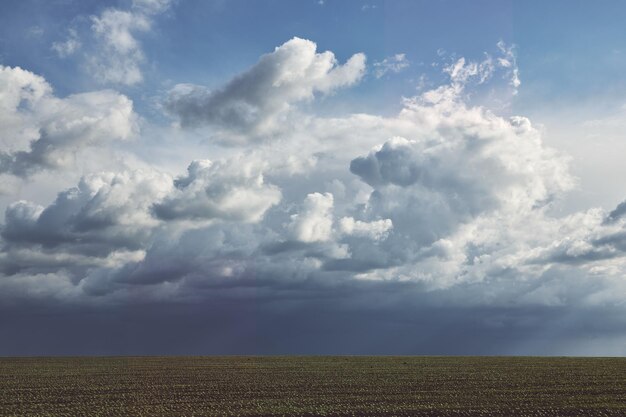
[1,0,626,356]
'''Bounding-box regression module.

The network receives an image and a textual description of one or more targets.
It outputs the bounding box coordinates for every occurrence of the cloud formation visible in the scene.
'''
[0,66,136,178]
[339,217,393,241]
[2,170,172,260]
[153,157,281,223]
[3,34,626,355]
[290,192,335,243]
[166,37,366,138]
[0,40,606,304]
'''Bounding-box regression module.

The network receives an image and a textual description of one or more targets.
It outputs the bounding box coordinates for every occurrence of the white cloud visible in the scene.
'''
[497,40,521,92]
[431,42,520,100]
[290,192,335,243]
[339,217,393,241]
[444,56,494,86]
[0,65,137,178]
[166,37,366,138]
[0,65,51,155]
[153,157,282,224]
[373,53,409,78]
[344,94,574,283]
[1,169,173,273]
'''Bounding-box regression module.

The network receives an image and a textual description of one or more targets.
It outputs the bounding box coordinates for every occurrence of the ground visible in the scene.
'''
[1,356,625,416]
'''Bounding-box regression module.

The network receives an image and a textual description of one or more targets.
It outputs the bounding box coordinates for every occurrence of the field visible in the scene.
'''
[1,356,625,416]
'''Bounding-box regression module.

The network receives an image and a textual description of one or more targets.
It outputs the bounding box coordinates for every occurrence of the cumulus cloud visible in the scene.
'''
[0,40,578,295]
[349,112,572,250]
[166,37,366,137]
[339,217,393,241]
[0,154,282,280]
[2,170,172,259]
[0,41,585,306]
[525,204,626,268]
[289,192,335,243]
[373,53,409,78]
[153,157,282,223]
[0,66,136,178]
[345,112,577,287]
[0,65,50,156]
[0,65,51,120]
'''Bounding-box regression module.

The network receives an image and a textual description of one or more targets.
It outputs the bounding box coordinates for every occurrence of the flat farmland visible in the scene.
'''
[1,356,625,416]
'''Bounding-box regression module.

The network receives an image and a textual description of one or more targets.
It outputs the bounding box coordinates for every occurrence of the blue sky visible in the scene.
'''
[1,0,626,355]
[3,1,626,105]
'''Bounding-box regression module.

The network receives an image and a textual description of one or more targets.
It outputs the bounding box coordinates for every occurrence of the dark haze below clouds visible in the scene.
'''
[2,284,624,357]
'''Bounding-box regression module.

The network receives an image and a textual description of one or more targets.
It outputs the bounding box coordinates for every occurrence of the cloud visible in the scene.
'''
[349,115,572,247]
[444,56,494,86]
[52,0,173,85]
[88,8,151,85]
[526,204,626,267]
[0,66,136,178]
[289,192,335,243]
[2,170,172,260]
[605,200,626,224]
[287,192,393,243]
[338,217,393,241]
[3,37,626,355]
[0,155,282,280]
[373,54,409,78]
[0,66,51,156]
[51,29,81,58]
[0,42,581,306]
[497,41,521,93]
[425,42,521,102]
[166,37,366,138]
[153,157,282,223]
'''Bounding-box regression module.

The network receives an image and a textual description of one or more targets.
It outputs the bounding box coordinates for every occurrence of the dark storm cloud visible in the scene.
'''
[1,282,625,356]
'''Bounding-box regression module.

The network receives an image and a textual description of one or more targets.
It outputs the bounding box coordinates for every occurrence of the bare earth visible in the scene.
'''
[1,356,625,416]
